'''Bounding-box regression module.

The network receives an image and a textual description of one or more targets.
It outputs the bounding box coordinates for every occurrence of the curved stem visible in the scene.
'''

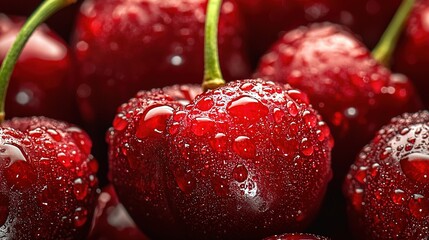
[372,0,415,66]
[0,0,76,122]
[202,0,225,91]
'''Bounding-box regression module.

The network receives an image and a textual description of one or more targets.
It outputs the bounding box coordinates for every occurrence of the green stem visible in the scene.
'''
[372,0,415,66]
[0,0,76,122]
[202,0,225,91]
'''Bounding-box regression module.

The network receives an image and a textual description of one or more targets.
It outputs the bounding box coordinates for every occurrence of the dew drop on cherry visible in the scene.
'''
[233,136,256,159]
[354,166,368,184]
[0,194,8,226]
[73,207,88,227]
[273,108,285,123]
[391,189,407,205]
[210,133,227,152]
[300,138,314,156]
[191,117,215,136]
[286,101,298,117]
[113,113,128,131]
[400,153,429,184]
[227,96,268,122]
[136,105,174,139]
[232,165,248,182]
[303,110,317,128]
[73,178,89,201]
[196,97,214,111]
[408,194,429,219]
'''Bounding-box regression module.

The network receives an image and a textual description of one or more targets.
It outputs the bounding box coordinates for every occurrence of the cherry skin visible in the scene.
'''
[88,185,148,240]
[108,79,333,239]
[256,23,422,180]
[72,0,251,137]
[0,15,79,123]
[0,116,99,239]
[393,0,429,107]
[344,111,429,239]
[264,233,329,240]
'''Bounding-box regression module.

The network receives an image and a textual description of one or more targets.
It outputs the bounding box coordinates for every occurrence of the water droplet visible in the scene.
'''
[191,117,215,136]
[303,110,317,127]
[2,144,35,189]
[113,113,128,131]
[73,207,88,227]
[210,133,227,152]
[344,107,358,118]
[232,165,248,182]
[174,169,195,194]
[136,105,174,139]
[0,194,8,226]
[67,127,92,155]
[287,89,309,104]
[73,178,88,201]
[300,138,314,156]
[58,152,73,168]
[400,153,429,184]
[212,177,229,197]
[408,194,429,219]
[227,96,268,122]
[47,129,62,141]
[240,82,254,91]
[273,108,285,123]
[379,147,392,160]
[286,101,298,117]
[354,166,368,184]
[351,188,364,212]
[391,189,407,205]
[233,136,256,159]
[196,97,214,111]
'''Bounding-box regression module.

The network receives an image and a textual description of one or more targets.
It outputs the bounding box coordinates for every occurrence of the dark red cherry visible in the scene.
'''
[344,111,429,239]
[88,185,148,240]
[264,233,329,240]
[108,79,333,239]
[393,0,429,107]
[0,117,99,239]
[0,15,79,123]
[72,0,251,139]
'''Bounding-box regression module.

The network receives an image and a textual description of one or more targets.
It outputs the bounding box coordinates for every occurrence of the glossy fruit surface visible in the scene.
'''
[0,116,98,239]
[73,0,250,136]
[88,185,148,240]
[0,15,79,123]
[394,0,429,107]
[108,79,333,239]
[256,23,422,179]
[344,111,429,239]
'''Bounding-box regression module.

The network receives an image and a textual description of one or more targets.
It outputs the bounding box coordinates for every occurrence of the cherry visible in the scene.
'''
[264,233,329,240]
[256,0,422,181]
[108,0,332,238]
[0,15,79,123]
[344,111,429,239]
[0,0,99,239]
[88,185,148,240]
[393,0,429,107]
[72,0,251,139]
[235,0,402,65]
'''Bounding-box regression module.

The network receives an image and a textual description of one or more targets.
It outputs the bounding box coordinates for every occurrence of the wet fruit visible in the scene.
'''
[344,111,429,239]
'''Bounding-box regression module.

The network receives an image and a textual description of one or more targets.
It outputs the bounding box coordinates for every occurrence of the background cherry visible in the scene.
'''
[0,0,99,238]
[344,111,429,239]
[393,0,429,107]
[0,15,79,123]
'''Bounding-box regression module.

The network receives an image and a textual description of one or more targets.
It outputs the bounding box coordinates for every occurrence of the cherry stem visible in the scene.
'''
[372,0,415,66]
[0,0,76,123]
[202,0,225,91]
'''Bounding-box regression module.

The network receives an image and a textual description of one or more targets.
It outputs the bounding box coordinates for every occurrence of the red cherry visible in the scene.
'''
[0,117,98,239]
[256,23,422,180]
[393,0,429,107]
[88,185,148,240]
[72,0,251,137]
[0,15,79,123]
[108,79,333,239]
[344,111,429,239]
